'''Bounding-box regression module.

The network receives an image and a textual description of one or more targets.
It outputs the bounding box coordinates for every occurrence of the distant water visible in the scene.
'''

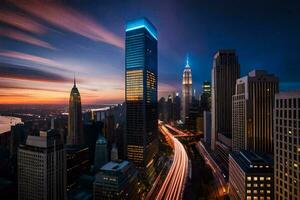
[0,116,22,134]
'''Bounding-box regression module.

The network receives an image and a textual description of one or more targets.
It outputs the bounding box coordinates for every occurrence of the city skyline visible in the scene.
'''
[1,0,300,104]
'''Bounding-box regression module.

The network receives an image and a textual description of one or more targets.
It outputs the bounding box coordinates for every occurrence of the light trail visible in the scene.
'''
[156,124,189,200]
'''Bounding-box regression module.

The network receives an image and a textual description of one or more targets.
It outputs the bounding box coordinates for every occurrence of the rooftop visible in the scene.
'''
[230,150,273,173]
[0,116,22,134]
[126,17,157,40]
[101,160,129,171]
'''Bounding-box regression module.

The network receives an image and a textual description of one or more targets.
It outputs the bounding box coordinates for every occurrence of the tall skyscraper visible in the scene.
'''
[274,91,300,200]
[125,18,158,172]
[94,129,108,171]
[182,57,193,122]
[232,70,278,153]
[18,130,66,200]
[68,77,84,145]
[211,50,240,150]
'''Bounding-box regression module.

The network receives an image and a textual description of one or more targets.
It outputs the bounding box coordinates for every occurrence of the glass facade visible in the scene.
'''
[125,18,158,170]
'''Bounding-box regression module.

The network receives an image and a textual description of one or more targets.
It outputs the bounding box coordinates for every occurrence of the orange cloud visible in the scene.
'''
[9,0,124,49]
[0,10,46,34]
[0,28,54,49]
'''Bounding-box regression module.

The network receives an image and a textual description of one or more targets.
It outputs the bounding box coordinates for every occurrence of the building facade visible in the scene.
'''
[274,92,300,200]
[94,160,139,200]
[229,151,274,200]
[182,58,193,122]
[18,130,66,200]
[68,78,84,145]
[211,50,240,150]
[125,18,158,172]
[94,130,108,171]
[232,70,279,153]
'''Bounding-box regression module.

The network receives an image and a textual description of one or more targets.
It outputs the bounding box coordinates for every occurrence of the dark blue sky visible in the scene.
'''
[0,0,300,104]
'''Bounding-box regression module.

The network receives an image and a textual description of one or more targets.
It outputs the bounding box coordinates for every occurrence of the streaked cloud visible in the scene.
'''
[0,28,54,49]
[9,0,124,49]
[0,50,58,67]
[0,62,71,82]
[0,10,46,34]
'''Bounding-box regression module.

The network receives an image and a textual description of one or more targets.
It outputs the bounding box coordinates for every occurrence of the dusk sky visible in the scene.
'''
[0,0,299,104]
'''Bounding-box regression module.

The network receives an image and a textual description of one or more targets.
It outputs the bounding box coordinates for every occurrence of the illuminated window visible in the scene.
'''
[266,177,271,180]
[267,190,271,194]
[247,183,251,187]
[247,177,252,181]
[254,177,258,181]
[247,190,251,194]
[260,177,265,181]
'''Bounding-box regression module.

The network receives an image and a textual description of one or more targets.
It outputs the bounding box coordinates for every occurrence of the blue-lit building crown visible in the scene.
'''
[126,17,157,40]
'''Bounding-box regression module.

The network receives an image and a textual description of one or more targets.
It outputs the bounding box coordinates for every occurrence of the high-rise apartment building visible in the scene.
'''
[68,78,84,145]
[125,18,158,171]
[274,91,300,200]
[182,57,193,122]
[232,70,279,153]
[18,130,66,200]
[211,50,240,150]
[229,151,274,200]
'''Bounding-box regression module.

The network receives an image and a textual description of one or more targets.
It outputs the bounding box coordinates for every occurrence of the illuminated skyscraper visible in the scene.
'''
[274,92,300,200]
[211,50,240,150]
[182,57,193,122]
[232,70,278,153]
[125,18,158,172]
[67,77,84,145]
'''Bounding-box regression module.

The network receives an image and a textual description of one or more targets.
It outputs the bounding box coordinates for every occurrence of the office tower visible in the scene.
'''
[94,160,139,200]
[10,123,27,158]
[274,92,300,200]
[229,151,274,200]
[18,130,66,200]
[66,145,90,191]
[94,129,108,171]
[173,92,181,121]
[125,18,158,171]
[204,111,211,144]
[211,50,240,150]
[200,81,211,111]
[158,97,166,121]
[182,57,193,122]
[232,70,278,153]
[202,81,211,95]
[68,77,84,145]
[111,144,118,161]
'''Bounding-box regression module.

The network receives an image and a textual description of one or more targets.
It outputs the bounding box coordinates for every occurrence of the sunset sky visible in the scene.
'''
[0,0,299,104]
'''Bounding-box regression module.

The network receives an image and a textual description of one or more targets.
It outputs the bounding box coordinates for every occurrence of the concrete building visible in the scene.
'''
[229,151,273,200]
[232,70,279,153]
[18,130,66,200]
[211,50,240,150]
[93,160,138,200]
[274,91,300,200]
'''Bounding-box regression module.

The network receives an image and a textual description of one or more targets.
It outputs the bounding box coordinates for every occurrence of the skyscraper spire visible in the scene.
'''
[73,73,76,87]
[186,55,189,66]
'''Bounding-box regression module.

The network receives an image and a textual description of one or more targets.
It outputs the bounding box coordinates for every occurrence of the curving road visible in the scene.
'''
[156,123,189,200]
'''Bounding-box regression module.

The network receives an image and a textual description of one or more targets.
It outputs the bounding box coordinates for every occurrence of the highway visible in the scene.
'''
[156,123,189,200]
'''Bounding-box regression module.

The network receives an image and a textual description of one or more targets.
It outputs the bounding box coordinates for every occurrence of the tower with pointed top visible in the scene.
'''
[182,56,193,122]
[67,77,84,145]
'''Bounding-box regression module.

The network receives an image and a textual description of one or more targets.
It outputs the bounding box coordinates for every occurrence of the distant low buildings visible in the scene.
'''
[229,150,273,200]
[18,130,66,200]
[93,160,139,200]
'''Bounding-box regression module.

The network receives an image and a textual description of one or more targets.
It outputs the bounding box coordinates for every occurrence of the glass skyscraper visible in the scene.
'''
[125,18,158,172]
